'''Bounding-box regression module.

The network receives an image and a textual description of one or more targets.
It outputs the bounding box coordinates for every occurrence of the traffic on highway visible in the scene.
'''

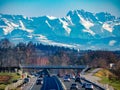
[20,69,104,90]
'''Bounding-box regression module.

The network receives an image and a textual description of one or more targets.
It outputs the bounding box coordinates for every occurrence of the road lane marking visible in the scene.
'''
[29,77,37,90]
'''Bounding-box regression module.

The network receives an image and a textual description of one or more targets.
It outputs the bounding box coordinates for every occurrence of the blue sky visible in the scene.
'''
[0,0,120,17]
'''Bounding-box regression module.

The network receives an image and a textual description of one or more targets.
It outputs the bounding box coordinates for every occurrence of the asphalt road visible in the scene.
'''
[21,75,104,90]
[31,76,85,90]
[21,77,37,90]
[31,79,42,90]
[41,76,60,90]
[60,77,83,90]
[31,76,64,90]
[60,77,102,90]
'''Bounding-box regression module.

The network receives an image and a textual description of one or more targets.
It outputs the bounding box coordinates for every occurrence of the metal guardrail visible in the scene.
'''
[81,67,106,90]
[53,76,66,90]
[81,77,105,90]
[81,65,90,75]
[81,66,106,90]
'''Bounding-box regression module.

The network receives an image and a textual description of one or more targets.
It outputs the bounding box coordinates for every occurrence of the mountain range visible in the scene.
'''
[0,9,120,50]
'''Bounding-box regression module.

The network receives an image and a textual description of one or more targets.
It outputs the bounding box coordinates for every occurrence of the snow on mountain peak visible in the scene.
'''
[102,22,114,32]
[75,11,95,36]
[66,16,74,25]
[23,16,27,19]
[76,11,94,29]
[45,20,54,30]
[19,20,25,29]
[59,18,71,35]
[2,18,18,35]
[19,20,33,33]
[83,29,96,36]
[3,26,14,35]
[46,15,57,20]
[0,9,120,50]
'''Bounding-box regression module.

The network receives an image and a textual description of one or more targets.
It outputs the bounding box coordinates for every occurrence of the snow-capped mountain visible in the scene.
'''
[0,9,120,50]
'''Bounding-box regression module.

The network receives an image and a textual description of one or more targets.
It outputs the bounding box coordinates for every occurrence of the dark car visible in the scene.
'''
[36,78,43,85]
[63,76,70,82]
[70,83,79,90]
[24,78,30,84]
[75,77,81,83]
[82,83,86,88]
[65,74,71,78]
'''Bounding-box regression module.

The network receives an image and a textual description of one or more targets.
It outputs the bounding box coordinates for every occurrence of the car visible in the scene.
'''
[70,75,75,79]
[63,76,70,82]
[75,77,81,83]
[65,74,71,78]
[23,78,30,84]
[81,83,86,88]
[34,74,39,77]
[39,74,44,78]
[70,83,79,90]
[36,78,43,85]
[84,83,94,90]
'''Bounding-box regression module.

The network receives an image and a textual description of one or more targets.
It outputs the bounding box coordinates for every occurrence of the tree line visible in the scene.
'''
[0,38,120,79]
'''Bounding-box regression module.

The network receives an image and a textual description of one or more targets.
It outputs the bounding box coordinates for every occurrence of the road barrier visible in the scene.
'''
[81,67,106,90]
[53,76,67,90]
[81,65,90,75]
[81,77,106,90]
[5,79,23,90]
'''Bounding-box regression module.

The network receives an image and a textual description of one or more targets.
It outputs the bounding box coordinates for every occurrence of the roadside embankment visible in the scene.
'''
[94,69,120,90]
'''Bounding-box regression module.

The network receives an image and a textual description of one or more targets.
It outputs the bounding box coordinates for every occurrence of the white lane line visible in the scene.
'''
[29,77,37,90]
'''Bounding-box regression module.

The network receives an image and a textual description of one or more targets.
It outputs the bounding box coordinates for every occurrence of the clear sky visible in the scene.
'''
[0,0,120,17]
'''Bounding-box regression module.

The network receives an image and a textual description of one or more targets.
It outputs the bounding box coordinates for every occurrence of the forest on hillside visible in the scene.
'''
[0,38,120,79]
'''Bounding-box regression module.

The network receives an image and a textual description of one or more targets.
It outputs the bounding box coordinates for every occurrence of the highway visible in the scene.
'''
[26,76,101,90]
[20,76,103,90]
[20,69,104,90]
[31,80,42,90]
[61,77,102,90]
[41,76,60,90]
[21,77,37,90]
[29,76,62,90]
[60,77,83,90]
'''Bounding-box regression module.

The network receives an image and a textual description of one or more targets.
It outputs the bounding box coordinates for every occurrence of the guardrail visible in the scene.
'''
[81,65,90,75]
[53,76,67,90]
[81,77,105,90]
[81,67,106,90]
[5,79,23,90]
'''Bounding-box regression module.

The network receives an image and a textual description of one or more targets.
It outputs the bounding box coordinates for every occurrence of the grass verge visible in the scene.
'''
[94,69,120,90]
[0,72,21,90]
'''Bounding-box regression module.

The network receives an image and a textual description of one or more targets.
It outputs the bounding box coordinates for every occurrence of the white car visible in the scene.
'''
[70,75,75,79]
[63,76,70,82]
[84,83,94,90]
[36,78,43,85]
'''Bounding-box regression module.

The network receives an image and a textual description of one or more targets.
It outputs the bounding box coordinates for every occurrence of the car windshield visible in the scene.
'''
[86,83,93,88]
[64,76,69,79]
[72,84,77,86]
[87,84,92,86]
[37,79,42,81]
